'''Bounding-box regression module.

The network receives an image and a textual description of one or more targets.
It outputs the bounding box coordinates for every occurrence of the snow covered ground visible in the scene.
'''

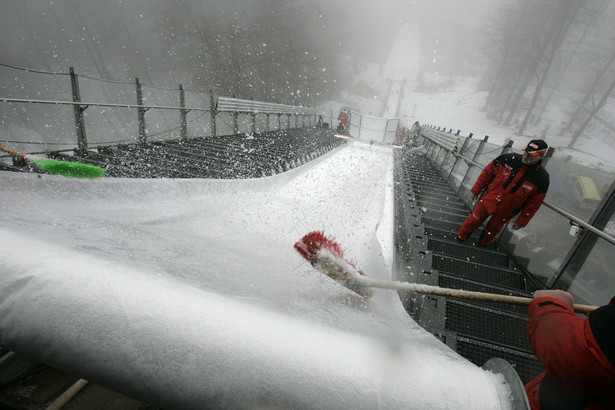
[3,16,613,408]
[329,75,615,172]
[0,142,513,408]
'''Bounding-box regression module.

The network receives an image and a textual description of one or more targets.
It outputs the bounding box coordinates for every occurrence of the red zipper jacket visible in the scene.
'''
[525,297,615,409]
[471,153,549,227]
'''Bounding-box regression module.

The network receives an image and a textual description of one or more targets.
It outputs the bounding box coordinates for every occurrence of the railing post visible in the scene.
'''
[135,77,147,145]
[287,114,291,130]
[250,97,256,134]
[541,146,555,168]
[499,138,514,156]
[266,113,270,132]
[209,90,216,137]
[448,132,472,182]
[232,94,238,134]
[457,135,489,196]
[69,67,88,152]
[179,84,187,141]
[549,178,615,289]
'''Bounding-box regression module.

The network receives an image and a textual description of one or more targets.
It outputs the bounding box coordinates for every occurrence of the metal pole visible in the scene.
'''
[232,95,238,134]
[499,138,514,156]
[457,135,489,196]
[210,90,216,137]
[448,133,472,182]
[548,178,615,289]
[250,97,256,134]
[69,67,88,152]
[135,77,147,145]
[179,84,187,141]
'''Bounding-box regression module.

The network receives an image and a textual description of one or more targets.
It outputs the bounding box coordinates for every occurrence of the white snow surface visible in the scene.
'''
[0,142,512,408]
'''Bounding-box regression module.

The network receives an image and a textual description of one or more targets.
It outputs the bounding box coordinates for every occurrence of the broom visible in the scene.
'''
[294,231,597,314]
[0,143,105,179]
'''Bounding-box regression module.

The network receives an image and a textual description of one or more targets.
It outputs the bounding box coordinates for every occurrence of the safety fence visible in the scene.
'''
[411,124,615,306]
[0,64,323,157]
[348,111,400,144]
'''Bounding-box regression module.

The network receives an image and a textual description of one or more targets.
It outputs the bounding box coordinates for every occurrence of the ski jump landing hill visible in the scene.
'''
[0,140,516,408]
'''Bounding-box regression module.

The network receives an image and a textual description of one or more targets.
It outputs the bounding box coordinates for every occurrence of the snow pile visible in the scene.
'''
[0,142,512,408]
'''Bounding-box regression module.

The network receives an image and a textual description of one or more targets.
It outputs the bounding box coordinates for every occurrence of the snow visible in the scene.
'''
[10,14,615,409]
[0,143,512,408]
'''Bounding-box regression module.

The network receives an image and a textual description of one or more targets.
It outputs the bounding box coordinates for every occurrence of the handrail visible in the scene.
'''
[420,129,615,246]
[216,96,318,116]
[0,97,210,112]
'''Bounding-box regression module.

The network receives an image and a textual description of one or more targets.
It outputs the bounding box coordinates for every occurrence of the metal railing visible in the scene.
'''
[0,64,323,156]
[412,124,615,304]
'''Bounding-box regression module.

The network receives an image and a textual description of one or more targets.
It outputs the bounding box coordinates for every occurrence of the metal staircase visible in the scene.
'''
[0,128,342,179]
[395,151,545,384]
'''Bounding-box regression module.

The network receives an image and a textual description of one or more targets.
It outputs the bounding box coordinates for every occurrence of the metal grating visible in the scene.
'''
[422,209,467,224]
[398,150,544,388]
[421,217,467,234]
[424,226,464,240]
[417,199,468,214]
[432,255,526,290]
[438,273,530,314]
[428,240,510,267]
[42,128,343,179]
[456,336,544,384]
[445,300,531,351]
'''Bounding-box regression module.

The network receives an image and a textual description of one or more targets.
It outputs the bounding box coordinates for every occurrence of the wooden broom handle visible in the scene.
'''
[358,276,598,314]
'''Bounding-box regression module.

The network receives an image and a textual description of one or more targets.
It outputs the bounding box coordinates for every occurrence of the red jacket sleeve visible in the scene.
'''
[471,161,496,197]
[528,297,615,399]
[515,191,546,227]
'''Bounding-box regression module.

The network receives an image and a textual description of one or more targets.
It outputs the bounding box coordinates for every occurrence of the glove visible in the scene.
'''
[533,290,575,310]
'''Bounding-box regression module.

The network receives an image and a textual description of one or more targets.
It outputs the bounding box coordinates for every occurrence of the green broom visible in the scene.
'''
[0,143,105,179]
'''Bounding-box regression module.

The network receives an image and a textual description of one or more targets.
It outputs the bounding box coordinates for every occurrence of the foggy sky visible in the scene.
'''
[0,0,498,88]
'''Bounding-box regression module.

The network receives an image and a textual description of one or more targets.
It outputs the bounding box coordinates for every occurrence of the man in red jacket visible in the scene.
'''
[525,289,615,409]
[457,139,550,245]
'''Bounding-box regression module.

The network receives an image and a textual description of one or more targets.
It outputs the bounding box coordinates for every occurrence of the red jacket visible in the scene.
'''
[471,153,549,227]
[525,297,615,409]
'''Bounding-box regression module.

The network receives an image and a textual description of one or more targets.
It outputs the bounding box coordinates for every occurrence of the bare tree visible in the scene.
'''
[560,46,615,136]
[517,0,584,135]
[567,78,615,148]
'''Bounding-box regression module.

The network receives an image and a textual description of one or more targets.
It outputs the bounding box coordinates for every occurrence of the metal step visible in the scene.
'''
[428,239,511,267]
[455,336,543,384]
[432,254,526,290]
[398,151,544,387]
[421,209,467,223]
[438,273,531,314]
[445,300,531,352]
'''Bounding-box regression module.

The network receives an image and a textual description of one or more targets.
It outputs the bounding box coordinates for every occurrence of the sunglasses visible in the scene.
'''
[525,149,547,157]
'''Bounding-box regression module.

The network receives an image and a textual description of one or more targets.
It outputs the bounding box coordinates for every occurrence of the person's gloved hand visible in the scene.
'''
[534,289,574,310]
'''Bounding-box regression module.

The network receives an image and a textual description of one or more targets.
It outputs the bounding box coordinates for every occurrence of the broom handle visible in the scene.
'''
[357,276,598,314]
[0,144,27,159]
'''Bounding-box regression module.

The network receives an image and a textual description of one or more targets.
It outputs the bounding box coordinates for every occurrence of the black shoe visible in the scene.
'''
[455,235,466,242]
[478,231,490,247]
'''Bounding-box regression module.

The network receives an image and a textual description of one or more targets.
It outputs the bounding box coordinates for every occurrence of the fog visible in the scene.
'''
[1,0,497,97]
[1,1,614,148]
